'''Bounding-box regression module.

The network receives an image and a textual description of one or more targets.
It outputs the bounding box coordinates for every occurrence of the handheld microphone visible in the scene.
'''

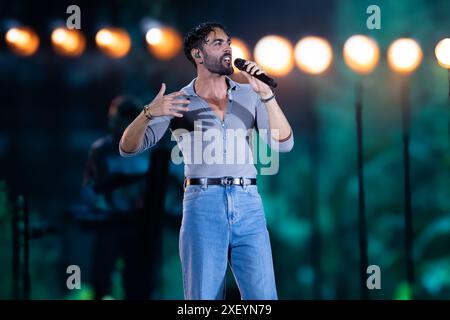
[234,58,278,88]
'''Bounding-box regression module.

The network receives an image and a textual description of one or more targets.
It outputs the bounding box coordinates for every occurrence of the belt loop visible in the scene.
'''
[201,177,208,190]
[241,177,247,191]
[183,178,187,191]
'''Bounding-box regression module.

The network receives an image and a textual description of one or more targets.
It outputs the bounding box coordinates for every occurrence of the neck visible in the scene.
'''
[195,68,228,99]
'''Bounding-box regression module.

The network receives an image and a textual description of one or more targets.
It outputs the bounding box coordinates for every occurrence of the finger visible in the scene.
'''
[156,83,166,98]
[250,66,262,76]
[167,91,186,98]
[169,99,191,105]
[250,63,264,75]
[171,106,189,112]
[253,63,265,75]
[170,111,184,118]
[245,63,256,73]
[171,105,190,110]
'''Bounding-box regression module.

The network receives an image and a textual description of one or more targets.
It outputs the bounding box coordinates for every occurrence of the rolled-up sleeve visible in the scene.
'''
[255,95,294,153]
[119,115,172,157]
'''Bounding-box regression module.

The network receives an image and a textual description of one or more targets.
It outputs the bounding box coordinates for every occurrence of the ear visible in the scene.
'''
[191,49,203,64]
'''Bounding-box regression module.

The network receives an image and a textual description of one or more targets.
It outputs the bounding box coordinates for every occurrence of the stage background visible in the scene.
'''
[1,0,450,299]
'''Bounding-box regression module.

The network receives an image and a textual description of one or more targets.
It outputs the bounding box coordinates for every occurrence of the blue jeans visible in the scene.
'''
[179,184,278,300]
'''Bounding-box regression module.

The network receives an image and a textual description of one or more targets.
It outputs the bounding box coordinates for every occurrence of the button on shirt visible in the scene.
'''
[119,77,294,178]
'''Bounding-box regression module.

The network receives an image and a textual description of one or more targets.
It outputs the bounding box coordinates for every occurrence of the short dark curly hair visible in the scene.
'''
[183,22,230,68]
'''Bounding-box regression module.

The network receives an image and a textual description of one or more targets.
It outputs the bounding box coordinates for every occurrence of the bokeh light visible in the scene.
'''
[145,26,182,60]
[388,38,423,73]
[434,38,450,69]
[51,27,86,57]
[230,37,250,72]
[5,26,40,56]
[254,35,294,77]
[95,27,131,58]
[343,35,379,74]
[294,36,333,74]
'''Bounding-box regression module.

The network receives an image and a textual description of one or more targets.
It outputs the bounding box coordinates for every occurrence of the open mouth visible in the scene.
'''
[222,54,232,66]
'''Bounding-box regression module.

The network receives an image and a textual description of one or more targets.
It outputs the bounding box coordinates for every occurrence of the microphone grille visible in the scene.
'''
[233,58,246,70]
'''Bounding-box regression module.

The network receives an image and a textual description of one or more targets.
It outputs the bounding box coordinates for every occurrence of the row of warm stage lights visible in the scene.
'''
[4,24,450,75]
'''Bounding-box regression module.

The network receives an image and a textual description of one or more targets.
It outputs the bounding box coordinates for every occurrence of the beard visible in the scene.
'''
[203,52,234,76]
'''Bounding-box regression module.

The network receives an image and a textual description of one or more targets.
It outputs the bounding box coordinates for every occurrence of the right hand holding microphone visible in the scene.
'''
[146,83,190,118]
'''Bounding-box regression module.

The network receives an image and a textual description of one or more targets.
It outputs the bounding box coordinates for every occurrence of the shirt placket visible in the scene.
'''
[223,89,234,158]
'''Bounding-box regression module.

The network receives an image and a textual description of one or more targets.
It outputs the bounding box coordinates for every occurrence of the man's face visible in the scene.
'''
[200,28,233,76]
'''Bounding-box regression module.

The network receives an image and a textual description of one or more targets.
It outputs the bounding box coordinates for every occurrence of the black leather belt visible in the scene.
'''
[184,177,257,188]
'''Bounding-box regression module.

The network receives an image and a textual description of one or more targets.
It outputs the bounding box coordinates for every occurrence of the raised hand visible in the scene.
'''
[147,83,190,118]
[239,61,273,98]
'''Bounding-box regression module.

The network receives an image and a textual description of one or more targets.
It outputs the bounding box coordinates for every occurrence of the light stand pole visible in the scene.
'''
[355,79,368,300]
[448,68,450,148]
[400,76,415,294]
[388,38,423,299]
[294,36,333,299]
[343,35,379,299]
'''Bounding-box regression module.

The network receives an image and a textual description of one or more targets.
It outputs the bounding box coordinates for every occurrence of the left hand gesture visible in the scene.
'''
[240,61,273,98]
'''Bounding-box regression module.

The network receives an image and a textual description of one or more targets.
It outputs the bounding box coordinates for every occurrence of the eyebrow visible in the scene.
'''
[206,37,232,44]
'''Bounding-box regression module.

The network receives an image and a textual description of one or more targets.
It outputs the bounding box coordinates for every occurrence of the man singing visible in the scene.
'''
[119,22,294,300]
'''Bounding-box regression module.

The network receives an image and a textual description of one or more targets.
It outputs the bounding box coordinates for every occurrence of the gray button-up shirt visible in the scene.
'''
[119,77,294,178]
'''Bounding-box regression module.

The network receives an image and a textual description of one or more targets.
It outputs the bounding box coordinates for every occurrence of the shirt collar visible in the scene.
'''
[182,76,239,97]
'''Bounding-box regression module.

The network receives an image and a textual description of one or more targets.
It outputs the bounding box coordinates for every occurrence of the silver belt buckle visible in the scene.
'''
[221,176,234,186]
